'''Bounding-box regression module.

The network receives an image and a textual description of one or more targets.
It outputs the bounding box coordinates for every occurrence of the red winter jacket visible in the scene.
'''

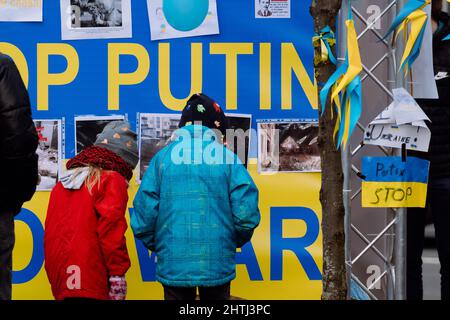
[44,170,130,300]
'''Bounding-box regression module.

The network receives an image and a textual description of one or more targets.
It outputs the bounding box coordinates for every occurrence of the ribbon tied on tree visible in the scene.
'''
[313,26,338,65]
[319,5,362,150]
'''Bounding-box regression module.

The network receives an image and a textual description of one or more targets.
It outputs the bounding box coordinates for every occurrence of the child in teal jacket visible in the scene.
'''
[132,94,260,300]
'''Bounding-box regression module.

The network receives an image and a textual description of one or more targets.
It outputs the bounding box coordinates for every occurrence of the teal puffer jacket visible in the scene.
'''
[132,125,260,287]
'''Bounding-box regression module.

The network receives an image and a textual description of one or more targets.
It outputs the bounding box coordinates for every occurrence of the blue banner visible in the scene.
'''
[3,1,324,300]
[0,0,317,159]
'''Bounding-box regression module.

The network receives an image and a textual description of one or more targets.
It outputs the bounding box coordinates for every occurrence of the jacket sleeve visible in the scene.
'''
[95,173,131,277]
[0,55,38,214]
[131,153,161,252]
[0,56,38,161]
[229,161,261,248]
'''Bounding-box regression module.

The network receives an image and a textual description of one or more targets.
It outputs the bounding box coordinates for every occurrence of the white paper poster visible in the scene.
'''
[34,119,63,191]
[257,120,320,173]
[137,113,252,182]
[364,88,431,152]
[411,6,438,99]
[60,0,132,40]
[74,114,125,153]
[225,113,252,168]
[147,0,219,41]
[138,113,181,181]
[0,0,43,22]
[255,0,290,19]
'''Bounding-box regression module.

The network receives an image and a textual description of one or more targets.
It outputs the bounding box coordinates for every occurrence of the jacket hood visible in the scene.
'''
[60,167,89,190]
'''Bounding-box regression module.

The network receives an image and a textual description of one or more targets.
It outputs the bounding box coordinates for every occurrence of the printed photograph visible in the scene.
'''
[34,120,62,191]
[61,0,131,40]
[139,113,181,181]
[256,0,273,17]
[225,114,252,167]
[258,121,320,173]
[75,115,125,154]
[70,0,123,28]
[255,0,291,19]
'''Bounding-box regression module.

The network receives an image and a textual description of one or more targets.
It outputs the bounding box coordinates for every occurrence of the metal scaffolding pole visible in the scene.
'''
[342,0,410,300]
[393,0,407,301]
[339,0,352,301]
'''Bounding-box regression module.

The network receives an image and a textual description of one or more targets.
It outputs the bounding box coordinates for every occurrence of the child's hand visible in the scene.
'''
[108,276,127,300]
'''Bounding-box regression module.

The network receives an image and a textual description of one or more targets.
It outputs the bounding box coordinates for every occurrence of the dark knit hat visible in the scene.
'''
[179,93,229,136]
[94,121,139,169]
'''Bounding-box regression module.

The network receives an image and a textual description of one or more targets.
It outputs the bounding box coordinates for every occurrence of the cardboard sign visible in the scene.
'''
[364,88,431,152]
[364,124,431,152]
[362,156,430,208]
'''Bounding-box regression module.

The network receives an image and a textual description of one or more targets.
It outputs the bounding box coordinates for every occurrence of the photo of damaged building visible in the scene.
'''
[259,122,321,173]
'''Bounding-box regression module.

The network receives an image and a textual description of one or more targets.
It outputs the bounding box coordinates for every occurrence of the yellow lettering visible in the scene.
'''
[210,43,253,110]
[108,43,150,111]
[259,43,271,110]
[281,43,318,110]
[0,42,29,88]
[37,43,79,111]
[158,43,202,111]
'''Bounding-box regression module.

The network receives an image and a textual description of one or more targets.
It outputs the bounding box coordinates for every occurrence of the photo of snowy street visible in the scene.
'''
[34,120,61,191]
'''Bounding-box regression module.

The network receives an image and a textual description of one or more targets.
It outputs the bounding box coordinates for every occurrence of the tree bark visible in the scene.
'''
[310,0,347,300]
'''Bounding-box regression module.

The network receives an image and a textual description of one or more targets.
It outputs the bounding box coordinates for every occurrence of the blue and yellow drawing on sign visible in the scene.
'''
[362,156,430,208]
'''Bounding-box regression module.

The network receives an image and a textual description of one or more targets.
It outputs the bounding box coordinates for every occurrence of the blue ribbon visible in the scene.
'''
[336,75,362,148]
[383,0,429,73]
[402,15,428,71]
[383,0,427,37]
[319,56,346,114]
[314,26,338,65]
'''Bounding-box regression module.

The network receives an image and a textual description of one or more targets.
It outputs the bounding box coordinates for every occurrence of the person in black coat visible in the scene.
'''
[407,0,450,300]
[0,53,38,300]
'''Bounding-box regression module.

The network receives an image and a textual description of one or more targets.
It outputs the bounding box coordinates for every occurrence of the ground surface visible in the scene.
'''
[423,225,440,300]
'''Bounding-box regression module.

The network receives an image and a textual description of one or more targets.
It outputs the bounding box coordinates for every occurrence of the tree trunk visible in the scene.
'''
[310,0,347,300]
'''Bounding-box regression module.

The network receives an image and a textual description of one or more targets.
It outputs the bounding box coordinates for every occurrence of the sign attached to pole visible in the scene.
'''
[362,156,430,208]
[364,88,431,152]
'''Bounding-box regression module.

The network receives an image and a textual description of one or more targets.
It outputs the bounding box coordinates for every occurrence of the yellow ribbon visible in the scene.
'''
[330,20,362,148]
[312,27,337,65]
[395,1,430,73]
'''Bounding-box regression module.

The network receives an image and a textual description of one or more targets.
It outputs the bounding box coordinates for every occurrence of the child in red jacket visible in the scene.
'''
[44,121,138,300]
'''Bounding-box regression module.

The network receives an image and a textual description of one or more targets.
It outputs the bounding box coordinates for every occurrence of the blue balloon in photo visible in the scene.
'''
[163,0,209,32]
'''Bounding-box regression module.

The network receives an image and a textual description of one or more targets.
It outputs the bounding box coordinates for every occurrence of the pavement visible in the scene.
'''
[423,225,440,300]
